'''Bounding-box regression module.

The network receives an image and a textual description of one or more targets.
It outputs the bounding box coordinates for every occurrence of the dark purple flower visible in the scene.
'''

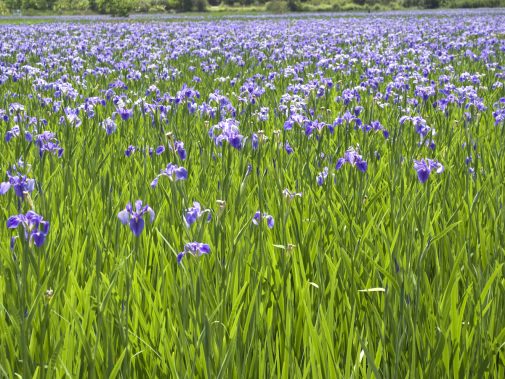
[316,167,329,186]
[118,200,155,237]
[34,131,63,158]
[251,133,259,150]
[252,211,274,229]
[284,119,294,130]
[184,201,211,228]
[151,163,188,188]
[5,125,22,142]
[10,236,17,251]
[177,242,210,263]
[285,141,294,155]
[7,210,49,247]
[210,119,244,150]
[413,158,444,183]
[156,146,166,155]
[101,118,117,135]
[174,140,187,160]
[0,171,35,197]
[117,107,133,121]
[335,147,368,173]
[125,145,136,157]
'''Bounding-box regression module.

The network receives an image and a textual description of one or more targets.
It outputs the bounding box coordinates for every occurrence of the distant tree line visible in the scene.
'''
[0,0,504,16]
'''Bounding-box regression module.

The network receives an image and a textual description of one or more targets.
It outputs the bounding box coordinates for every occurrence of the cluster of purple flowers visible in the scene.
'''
[34,131,64,158]
[0,171,35,198]
[209,119,243,150]
[6,13,505,271]
[7,211,49,248]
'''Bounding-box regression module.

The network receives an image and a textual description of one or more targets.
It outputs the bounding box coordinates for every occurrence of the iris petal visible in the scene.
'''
[6,215,22,229]
[177,252,185,264]
[118,210,130,225]
[0,182,11,195]
[32,232,47,247]
[417,169,430,183]
[147,207,155,222]
[266,216,275,229]
[129,217,145,237]
[199,244,211,254]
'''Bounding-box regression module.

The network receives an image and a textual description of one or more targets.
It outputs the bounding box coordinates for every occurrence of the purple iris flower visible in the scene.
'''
[251,133,259,150]
[101,118,117,135]
[177,242,210,263]
[184,201,211,228]
[125,145,136,157]
[210,119,244,150]
[156,145,166,155]
[34,131,63,158]
[174,141,187,160]
[252,211,274,229]
[284,119,294,130]
[151,163,188,188]
[335,147,368,172]
[0,172,35,197]
[316,167,329,186]
[118,200,155,237]
[285,141,294,155]
[413,159,444,183]
[4,125,27,142]
[117,107,133,121]
[7,210,49,247]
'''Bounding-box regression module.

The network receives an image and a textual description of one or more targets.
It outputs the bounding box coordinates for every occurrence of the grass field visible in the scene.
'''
[0,11,504,378]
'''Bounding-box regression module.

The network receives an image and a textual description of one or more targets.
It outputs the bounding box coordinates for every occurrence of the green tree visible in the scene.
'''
[95,0,132,15]
[179,0,192,11]
[54,0,89,10]
[4,0,21,10]
[0,0,9,14]
[424,0,439,7]
[21,0,48,10]
[193,0,207,10]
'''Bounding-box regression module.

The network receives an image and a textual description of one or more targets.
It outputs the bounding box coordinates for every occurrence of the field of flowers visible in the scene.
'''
[1,11,505,378]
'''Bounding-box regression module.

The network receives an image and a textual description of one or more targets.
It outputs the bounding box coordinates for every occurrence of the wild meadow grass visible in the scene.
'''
[0,12,504,378]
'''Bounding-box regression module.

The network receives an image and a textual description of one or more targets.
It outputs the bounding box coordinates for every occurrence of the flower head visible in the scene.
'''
[101,118,117,135]
[151,163,188,188]
[34,131,63,158]
[413,158,444,183]
[209,119,243,150]
[177,242,210,264]
[174,140,187,160]
[335,146,368,172]
[7,210,49,247]
[252,211,274,229]
[118,200,155,237]
[316,167,329,186]
[285,141,294,155]
[0,171,35,198]
[184,201,211,227]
